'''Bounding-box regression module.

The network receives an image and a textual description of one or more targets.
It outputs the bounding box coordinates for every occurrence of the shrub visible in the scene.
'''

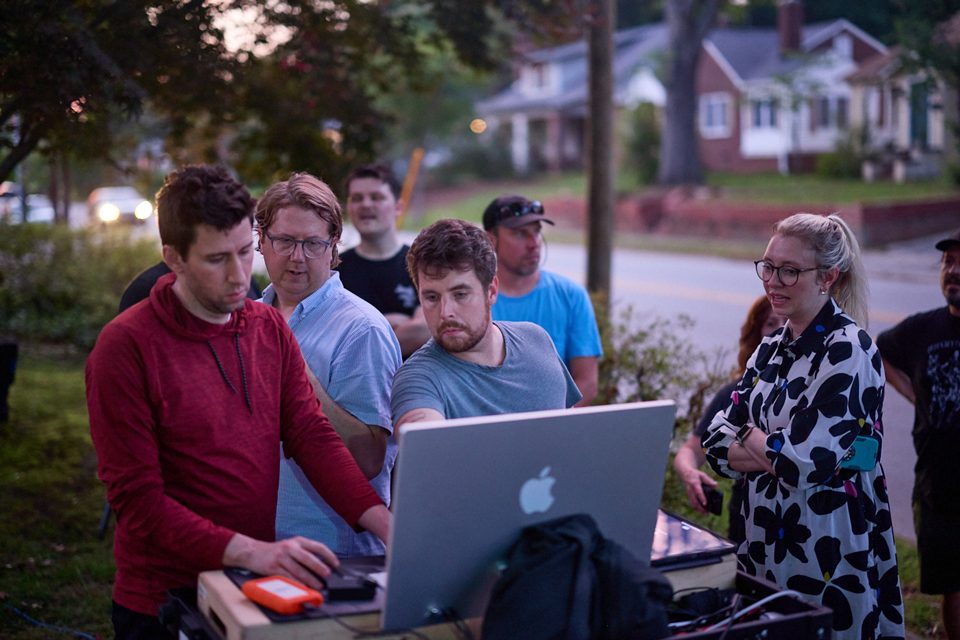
[0,223,157,350]
[815,127,867,179]
[592,294,729,436]
[946,161,960,187]
[427,131,514,187]
[626,102,661,186]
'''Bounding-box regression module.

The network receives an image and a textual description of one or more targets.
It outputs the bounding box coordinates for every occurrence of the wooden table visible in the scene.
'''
[197,570,479,640]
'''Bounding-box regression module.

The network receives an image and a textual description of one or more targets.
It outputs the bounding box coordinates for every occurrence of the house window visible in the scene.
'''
[836,96,849,129]
[833,34,853,60]
[818,97,831,128]
[810,96,848,129]
[531,63,548,89]
[751,99,778,128]
[700,92,732,138]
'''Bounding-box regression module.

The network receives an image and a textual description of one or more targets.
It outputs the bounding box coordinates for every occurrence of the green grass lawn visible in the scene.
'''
[0,348,113,640]
[410,172,595,227]
[0,350,945,638]
[707,171,958,204]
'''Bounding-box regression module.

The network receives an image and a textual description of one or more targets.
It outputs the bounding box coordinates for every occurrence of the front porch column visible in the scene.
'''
[511,113,530,174]
[545,113,562,172]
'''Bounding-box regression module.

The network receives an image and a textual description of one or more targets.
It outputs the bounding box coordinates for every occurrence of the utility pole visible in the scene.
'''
[587,0,616,299]
[586,0,615,303]
[13,114,28,223]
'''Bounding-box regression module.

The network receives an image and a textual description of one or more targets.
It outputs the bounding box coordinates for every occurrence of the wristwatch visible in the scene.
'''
[735,424,754,446]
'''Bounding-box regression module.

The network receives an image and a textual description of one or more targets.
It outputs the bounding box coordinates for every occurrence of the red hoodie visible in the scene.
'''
[86,273,382,615]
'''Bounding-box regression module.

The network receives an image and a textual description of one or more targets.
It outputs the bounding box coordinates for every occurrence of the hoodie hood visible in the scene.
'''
[149,271,254,414]
[149,272,248,341]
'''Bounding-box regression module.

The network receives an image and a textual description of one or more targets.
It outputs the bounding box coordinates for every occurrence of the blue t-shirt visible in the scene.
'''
[391,321,581,422]
[491,270,602,364]
[263,272,402,556]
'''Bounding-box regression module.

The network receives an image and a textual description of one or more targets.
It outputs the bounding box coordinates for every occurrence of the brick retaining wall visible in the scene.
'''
[541,190,960,247]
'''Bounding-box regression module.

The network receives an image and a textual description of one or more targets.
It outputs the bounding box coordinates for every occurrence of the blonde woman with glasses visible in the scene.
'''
[703,213,904,639]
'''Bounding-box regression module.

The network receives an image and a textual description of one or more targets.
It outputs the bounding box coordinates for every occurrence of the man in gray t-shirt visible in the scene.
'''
[392,219,580,428]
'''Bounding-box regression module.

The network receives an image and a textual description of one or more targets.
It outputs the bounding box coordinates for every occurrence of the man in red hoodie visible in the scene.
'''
[86,165,390,639]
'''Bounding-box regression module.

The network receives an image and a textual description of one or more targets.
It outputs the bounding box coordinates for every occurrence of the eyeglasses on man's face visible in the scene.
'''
[498,200,544,219]
[265,232,332,260]
[754,260,819,286]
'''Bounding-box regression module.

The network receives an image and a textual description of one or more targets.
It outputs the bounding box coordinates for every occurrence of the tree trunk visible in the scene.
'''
[586,0,616,301]
[49,156,60,223]
[59,152,71,225]
[658,0,724,186]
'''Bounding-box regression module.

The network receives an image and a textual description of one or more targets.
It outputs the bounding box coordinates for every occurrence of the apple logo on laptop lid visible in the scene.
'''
[519,466,556,514]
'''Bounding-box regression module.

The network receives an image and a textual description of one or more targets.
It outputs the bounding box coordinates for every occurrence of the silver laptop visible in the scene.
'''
[380,400,676,631]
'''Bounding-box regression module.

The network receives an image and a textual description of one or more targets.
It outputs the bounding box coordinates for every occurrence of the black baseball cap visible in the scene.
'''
[935,228,960,251]
[482,195,555,231]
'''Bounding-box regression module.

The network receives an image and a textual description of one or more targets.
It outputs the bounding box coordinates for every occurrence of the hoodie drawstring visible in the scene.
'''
[207,335,253,414]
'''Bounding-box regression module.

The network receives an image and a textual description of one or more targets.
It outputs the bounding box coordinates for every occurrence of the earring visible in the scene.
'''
[818,288,826,295]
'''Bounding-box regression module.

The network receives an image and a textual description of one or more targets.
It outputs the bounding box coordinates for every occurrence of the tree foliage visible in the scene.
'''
[0,0,234,185]
[896,0,960,83]
[227,1,435,188]
[1,0,643,196]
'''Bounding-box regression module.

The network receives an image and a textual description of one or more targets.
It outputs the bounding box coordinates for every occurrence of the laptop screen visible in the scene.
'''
[381,400,676,631]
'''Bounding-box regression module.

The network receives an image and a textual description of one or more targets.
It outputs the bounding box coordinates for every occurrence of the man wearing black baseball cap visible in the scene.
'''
[877,228,960,639]
[483,195,602,406]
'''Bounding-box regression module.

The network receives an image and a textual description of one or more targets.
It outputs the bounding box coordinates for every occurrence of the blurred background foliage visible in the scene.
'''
[0,224,155,350]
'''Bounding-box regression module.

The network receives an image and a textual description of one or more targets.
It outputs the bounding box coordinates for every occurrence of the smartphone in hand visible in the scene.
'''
[702,485,724,516]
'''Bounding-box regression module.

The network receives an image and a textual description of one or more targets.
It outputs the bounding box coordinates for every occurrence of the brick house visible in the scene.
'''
[476,1,891,175]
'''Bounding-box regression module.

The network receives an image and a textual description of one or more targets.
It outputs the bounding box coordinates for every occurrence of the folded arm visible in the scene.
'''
[305,365,387,479]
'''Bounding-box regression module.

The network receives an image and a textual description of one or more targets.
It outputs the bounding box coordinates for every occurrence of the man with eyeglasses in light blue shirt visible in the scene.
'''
[256,173,401,557]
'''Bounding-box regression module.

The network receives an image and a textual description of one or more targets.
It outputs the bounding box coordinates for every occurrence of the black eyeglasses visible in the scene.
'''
[265,232,332,260]
[498,200,544,219]
[754,260,820,286]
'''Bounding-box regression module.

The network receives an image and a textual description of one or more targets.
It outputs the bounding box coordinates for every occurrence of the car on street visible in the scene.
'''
[87,186,153,225]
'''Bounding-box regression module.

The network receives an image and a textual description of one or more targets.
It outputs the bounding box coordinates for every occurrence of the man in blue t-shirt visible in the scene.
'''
[483,195,602,406]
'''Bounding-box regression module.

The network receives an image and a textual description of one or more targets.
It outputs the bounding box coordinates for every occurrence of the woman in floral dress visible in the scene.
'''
[703,213,904,639]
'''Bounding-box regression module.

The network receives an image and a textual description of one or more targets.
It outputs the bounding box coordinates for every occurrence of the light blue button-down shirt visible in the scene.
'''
[264,272,401,556]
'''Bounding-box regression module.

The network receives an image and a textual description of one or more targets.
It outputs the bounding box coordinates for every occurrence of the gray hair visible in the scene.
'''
[773,213,869,328]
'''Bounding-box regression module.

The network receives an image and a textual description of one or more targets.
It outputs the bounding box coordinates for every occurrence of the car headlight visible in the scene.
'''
[98,203,120,223]
[135,200,153,220]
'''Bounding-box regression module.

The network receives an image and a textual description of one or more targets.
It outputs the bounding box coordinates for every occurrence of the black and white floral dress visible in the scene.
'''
[703,299,904,639]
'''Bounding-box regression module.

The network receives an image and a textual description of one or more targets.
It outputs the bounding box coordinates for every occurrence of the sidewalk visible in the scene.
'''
[862,232,945,285]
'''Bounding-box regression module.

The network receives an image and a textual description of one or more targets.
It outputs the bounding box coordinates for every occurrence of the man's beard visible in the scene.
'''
[504,253,540,278]
[436,307,490,354]
[945,289,960,310]
[944,275,960,310]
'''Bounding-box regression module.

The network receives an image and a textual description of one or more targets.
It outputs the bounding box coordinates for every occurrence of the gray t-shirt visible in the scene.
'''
[391,321,582,421]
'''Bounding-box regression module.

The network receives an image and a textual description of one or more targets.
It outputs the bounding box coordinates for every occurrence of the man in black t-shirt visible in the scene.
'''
[339,164,428,358]
[877,228,960,639]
